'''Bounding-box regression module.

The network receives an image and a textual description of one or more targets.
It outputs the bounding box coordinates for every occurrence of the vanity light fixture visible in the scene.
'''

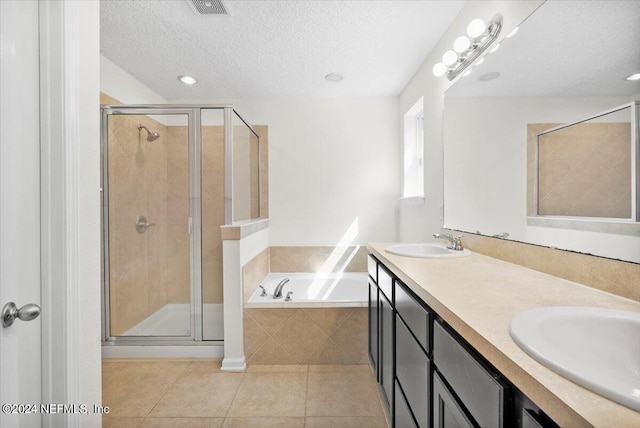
[432,14,503,81]
[178,75,197,85]
[626,73,640,81]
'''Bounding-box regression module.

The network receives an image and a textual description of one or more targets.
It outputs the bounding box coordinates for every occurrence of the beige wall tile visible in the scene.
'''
[247,340,298,365]
[463,234,640,302]
[272,311,327,362]
[243,314,270,360]
[242,248,270,302]
[302,308,352,335]
[270,246,367,273]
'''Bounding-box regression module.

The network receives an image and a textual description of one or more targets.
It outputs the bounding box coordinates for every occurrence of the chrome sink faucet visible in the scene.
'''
[433,233,464,251]
[273,278,290,299]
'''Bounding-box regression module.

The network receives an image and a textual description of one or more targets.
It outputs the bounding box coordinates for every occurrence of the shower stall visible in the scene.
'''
[100,105,261,350]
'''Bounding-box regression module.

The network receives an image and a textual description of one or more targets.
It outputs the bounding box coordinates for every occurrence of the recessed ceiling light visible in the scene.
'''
[325,73,344,82]
[625,73,640,81]
[178,75,197,85]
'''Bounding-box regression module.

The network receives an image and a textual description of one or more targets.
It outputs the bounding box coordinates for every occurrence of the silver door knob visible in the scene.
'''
[2,302,41,328]
[135,215,156,234]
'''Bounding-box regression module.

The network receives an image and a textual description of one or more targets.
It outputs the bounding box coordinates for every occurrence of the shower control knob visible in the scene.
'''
[2,302,41,328]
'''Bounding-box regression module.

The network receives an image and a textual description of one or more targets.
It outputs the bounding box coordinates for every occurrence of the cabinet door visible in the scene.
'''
[433,372,476,428]
[368,279,379,380]
[396,380,419,428]
[396,315,429,427]
[380,293,394,413]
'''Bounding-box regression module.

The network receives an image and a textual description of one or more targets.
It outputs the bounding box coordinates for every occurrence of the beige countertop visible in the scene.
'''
[367,243,640,428]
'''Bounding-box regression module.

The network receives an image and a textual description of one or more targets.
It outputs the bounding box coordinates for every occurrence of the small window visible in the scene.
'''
[403,97,424,198]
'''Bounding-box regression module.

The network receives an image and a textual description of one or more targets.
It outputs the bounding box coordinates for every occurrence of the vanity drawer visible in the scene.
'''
[434,321,506,428]
[377,265,393,302]
[395,280,430,352]
[367,254,377,282]
[396,315,429,427]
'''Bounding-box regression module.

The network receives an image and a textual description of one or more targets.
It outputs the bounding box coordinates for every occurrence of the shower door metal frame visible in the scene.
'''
[100,106,204,345]
[100,104,261,346]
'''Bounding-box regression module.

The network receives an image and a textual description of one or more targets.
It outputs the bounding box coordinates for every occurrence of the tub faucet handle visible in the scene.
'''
[258,285,267,297]
[285,292,293,302]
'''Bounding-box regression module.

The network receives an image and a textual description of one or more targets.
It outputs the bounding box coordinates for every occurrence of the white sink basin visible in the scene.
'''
[510,306,640,411]
[385,243,470,259]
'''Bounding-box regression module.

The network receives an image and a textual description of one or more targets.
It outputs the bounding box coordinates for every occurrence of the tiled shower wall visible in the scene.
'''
[103,94,270,335]
[104,101,177,335]
[529,122,631,218]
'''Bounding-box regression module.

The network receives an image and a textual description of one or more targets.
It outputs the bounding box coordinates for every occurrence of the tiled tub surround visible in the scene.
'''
[368,243,640,428]
[242,246,368,302]
[240,246,369,365]
[243,307,368,366]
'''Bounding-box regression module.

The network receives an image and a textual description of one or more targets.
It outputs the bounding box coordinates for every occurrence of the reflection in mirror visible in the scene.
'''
[443,0,640,263]
[532,104,636,219]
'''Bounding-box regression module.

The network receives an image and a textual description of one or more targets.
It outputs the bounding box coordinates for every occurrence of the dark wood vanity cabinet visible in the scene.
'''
[368,254,559,428]
[368,255,394,415]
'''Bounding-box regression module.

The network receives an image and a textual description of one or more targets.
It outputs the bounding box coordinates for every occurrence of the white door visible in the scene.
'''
[0,1,43,427]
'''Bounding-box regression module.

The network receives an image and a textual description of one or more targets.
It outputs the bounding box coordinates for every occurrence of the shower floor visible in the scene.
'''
[121,303,224,339]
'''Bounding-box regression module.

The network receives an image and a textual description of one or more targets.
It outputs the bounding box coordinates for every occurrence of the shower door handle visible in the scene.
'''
[135,215,156,234]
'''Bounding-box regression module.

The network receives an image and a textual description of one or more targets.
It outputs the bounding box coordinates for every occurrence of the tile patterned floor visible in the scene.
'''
[102,360,389,428]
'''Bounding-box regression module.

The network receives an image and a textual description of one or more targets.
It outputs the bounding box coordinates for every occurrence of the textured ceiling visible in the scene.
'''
[100,0,465,99]
[446,0,640,98]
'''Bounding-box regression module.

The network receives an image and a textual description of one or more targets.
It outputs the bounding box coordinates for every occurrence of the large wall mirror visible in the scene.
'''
[443,0,640,263]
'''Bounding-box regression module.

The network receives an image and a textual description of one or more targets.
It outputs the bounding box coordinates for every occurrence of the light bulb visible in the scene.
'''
[467,19,487,38]
[442,50,458,66]
[453,36,471,53]
[432,63,447,77]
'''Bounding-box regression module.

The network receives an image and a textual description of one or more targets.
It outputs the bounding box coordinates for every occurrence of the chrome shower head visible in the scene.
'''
[137,124,160,142]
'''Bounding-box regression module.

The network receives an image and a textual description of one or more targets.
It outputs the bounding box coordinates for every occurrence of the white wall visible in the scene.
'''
[101,56,167,104]
[225,98,400,246]
[398,1,544,242]
[102,58,401,246]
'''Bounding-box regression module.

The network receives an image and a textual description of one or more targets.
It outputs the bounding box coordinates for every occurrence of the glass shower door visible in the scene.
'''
[104,111,193,338]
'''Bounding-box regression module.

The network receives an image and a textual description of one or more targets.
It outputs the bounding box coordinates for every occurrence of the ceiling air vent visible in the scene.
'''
[187,0,230,15]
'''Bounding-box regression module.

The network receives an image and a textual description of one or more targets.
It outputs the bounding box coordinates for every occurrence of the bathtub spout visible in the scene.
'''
[273,278,290,299]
